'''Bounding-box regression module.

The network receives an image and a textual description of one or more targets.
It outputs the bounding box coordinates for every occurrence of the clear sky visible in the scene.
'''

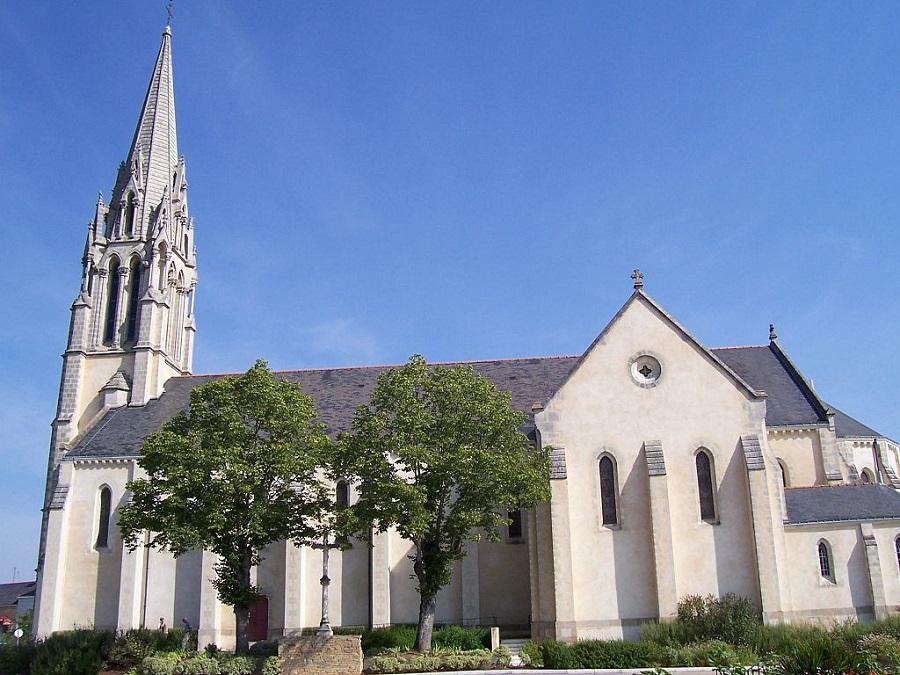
[1,1,898,583]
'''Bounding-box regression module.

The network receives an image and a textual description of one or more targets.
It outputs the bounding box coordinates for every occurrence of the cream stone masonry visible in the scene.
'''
[34,26,900,645]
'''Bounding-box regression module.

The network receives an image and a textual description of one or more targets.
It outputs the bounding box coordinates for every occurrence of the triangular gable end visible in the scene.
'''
[543,289,766,410]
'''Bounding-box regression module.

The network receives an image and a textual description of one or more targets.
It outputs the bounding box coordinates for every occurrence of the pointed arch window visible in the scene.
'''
[599,455,619,526]
[125,257,142,342]
[861,469,874,485]
[777,459,789,488]
[818,540,834,582]
[124,192,136,236]
[695,449,717,522]
[104,258,121,344]
[96,486,112,549]
[895,536,900,571]
[336,481,349,509]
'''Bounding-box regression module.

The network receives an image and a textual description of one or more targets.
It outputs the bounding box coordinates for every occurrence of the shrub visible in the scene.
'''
[141,652,182,675]
[763,633,871,675]
[858,633,900,668]
[216,655,256,675]
[259,656,281,675]
[109,630,165,668]
[361,626,416,655]
[570,639,663,668]
[747,622,828,656]
[640,620,685,647]
[29,629,115,675]
[175,656,219,675]
[0,641,37,675]
[539,640,577,668]
[676,594,761,646]
[670,640,757,667]
[247,640,278,657]
[432,625,488,651]
[519,640,543,667]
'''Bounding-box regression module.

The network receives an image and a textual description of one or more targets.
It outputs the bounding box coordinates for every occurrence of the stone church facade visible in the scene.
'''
[34,26,900,648]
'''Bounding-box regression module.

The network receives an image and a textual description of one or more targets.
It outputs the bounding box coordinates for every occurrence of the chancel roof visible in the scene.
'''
[66,343,885,459]
[0,582,36,608]
[785,485,900,524]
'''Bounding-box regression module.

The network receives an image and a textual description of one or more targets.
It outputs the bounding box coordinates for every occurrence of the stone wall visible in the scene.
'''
[279,635,362,675]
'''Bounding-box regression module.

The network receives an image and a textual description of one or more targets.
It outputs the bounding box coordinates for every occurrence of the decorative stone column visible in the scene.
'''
[91,268,109,348]
[643,440,678,621]
[112,265,129,348]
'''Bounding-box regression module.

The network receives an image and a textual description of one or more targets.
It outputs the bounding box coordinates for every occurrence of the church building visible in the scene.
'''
[33,26,900,648]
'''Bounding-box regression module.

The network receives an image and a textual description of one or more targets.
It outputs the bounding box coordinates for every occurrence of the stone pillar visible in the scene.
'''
[117,536,147,630]
[861,523,889,620]
[283,541,305,635]
[34,463,73,637]
[91,268,109,348]
[643,441,678,621]
[461,540,480,625]
[198,550,221,648]
[547,448,576,642]
[112,265,129,348]
[818,416,843,484]
[740,435,786,623]
[370,530,391,627]
[528,501,556,641]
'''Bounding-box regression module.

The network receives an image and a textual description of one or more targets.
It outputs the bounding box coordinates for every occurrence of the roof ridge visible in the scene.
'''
[711,344,769,351]
[174,354,582,380]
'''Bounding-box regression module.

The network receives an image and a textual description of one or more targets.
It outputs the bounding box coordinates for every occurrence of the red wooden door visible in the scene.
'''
[248,596,268,642]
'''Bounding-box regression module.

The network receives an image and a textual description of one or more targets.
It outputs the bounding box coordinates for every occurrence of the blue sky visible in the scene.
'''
[1,1,899,583]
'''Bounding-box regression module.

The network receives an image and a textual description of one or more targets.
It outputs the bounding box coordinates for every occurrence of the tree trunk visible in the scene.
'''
[234,605,250,654]
[414,592,437,652]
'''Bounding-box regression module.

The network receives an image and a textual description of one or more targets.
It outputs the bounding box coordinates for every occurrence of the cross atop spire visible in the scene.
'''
[769,323,778,342]
[631,268,644,290]
[166,0,174,26]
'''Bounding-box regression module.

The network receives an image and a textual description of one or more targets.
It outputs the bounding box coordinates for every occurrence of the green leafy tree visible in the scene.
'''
[119,360,333,653]
[335,355,551,652]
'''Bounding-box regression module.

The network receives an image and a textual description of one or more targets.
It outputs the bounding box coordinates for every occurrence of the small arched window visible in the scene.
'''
[696,449,717,522]
[125,257,142,342]
[895,536,900,571]
[818,540,834,581]
[508,508,523,540]
[104,258,121,344]
[599,455,619,526]
[184,234,189,254]
[123,192,136,236]
[96,486,112,549]
[336,481,349,509]
[861,469,874,485]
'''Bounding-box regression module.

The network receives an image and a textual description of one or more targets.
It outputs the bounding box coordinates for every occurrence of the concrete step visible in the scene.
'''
[500,639,529,667]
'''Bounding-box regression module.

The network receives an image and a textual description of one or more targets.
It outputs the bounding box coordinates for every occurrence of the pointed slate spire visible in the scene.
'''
[114,25,178,236]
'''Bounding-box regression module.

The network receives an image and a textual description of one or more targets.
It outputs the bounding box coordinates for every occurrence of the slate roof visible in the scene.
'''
[785,485,900,524]
[712,345,826,428]
[66,357,580,459]
[0,582,35,608]
[67,343,888,459]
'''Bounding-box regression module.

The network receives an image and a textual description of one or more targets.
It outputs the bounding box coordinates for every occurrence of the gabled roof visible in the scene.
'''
[66,357,580,459]
[785,485,900,524]
[0,582,35,608]
[829,406,883,439]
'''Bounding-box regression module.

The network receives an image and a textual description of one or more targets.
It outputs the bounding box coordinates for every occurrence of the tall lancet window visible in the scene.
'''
[818,540,834,581]
[124,192,136,236]
[126,257,142,342]
[695,449,717,522]
[104,258,121,344]
[599,455,619,526]
[96,486,112,549]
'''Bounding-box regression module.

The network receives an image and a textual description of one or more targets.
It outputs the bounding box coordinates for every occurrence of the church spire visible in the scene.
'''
[112,24,179,237]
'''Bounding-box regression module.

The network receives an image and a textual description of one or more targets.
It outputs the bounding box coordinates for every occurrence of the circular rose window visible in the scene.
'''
[630,354,662,387]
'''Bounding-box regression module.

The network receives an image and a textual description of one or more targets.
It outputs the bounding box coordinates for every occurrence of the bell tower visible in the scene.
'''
[38,24,196,567]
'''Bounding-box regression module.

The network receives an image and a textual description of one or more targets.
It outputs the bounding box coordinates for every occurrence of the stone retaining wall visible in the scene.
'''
[279,634,363,675]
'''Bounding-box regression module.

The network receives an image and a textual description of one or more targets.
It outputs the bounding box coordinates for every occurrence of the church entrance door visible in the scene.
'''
[248,596,268,642]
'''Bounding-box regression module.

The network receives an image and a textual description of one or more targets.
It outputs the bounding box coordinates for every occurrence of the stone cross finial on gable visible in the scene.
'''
[769,323,778,341]
[631,268,644,290]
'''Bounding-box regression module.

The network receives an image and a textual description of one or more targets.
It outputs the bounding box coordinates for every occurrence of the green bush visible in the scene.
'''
[141,652,182,675]
[175,656,219,675]
[217,655,256,675]
[247,640,278,657]
[669,640,757,667]
[519,640,543,667]
[361,626,416,655]
[29,629,115,675]
[747,622,828,656]
[763,632,874,675]
[366,649,499,673]
[539,640,577,668]
[432,625,488,651]
[0,641,37,675]
[259,657,280,675]
[572,639,664,668]
[640,620,685,647]
[676,593,761,646]
[857,633,900,668]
